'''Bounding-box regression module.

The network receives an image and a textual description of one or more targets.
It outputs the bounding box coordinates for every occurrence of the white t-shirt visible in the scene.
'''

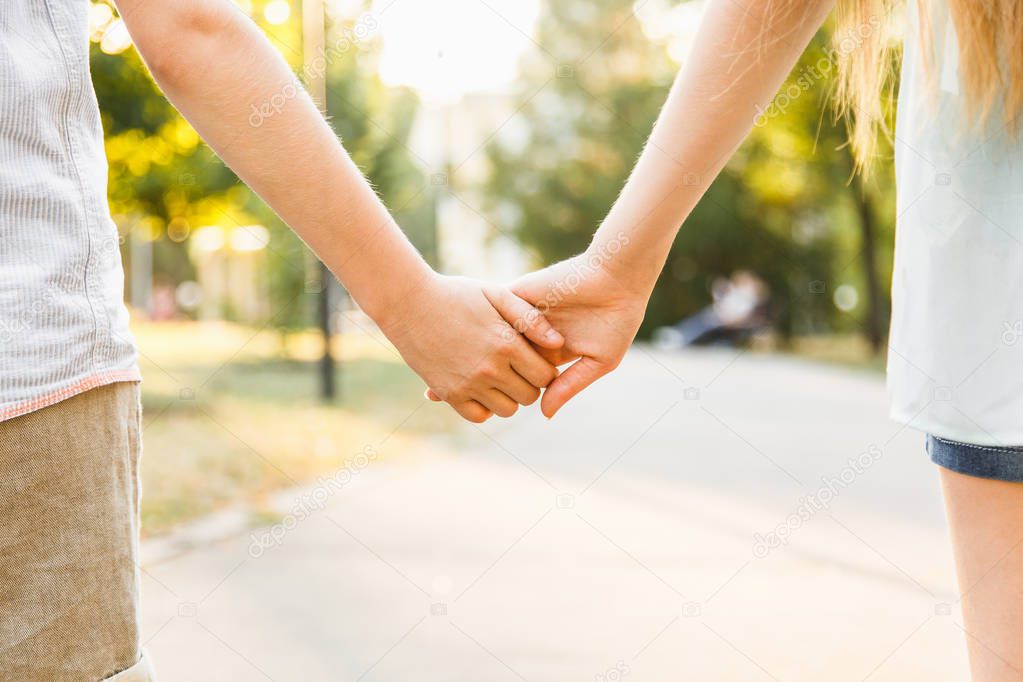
[889,0,1023,444]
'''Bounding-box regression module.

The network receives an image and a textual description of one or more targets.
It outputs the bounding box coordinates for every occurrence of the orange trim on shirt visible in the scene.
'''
[0,369,142,422]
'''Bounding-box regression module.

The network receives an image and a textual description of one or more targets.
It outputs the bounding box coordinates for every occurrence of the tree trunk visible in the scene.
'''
[851,176,885,354]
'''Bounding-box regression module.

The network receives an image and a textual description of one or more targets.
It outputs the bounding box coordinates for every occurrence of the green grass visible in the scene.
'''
[135,321,457,535]
[742,331,885,373]
[785,334,886,373]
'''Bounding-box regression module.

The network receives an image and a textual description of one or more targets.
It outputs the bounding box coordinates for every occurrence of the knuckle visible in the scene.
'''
[476,362,501,381]
[497,338,518,358]
[496,403,518,418]
[462,404,489,423]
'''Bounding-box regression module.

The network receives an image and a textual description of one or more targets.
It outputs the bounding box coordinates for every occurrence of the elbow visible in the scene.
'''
[129,0,239,89]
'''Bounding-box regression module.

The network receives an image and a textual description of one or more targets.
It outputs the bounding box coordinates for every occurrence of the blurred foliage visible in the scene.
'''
[90,0,899,347]
[90,0,433,329]
[485,0,897,345]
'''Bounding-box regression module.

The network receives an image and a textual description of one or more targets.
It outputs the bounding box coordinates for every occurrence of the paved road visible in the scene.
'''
[139,347,970,681]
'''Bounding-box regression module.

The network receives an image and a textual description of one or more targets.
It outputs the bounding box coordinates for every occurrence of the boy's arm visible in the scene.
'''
[113,0,563,421]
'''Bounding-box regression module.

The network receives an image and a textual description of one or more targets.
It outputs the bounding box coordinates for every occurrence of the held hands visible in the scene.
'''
[379,273,564,423]
[425,251,649,420]
[507,252,648,418]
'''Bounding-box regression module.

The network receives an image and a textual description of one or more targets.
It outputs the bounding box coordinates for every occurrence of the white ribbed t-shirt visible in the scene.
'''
[889,0,1023,444]
[0,0,139,421]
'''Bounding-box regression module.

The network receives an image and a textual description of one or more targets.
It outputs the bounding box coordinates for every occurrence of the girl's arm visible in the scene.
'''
[594,0,836,292]
[509,0,837,417]
[113,0,563,422]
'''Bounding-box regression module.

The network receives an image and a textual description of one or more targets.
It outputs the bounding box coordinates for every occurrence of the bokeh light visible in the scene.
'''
[263,0,292,25]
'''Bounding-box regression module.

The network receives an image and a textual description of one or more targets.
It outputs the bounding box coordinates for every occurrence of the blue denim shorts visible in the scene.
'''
[927,435,1023,482]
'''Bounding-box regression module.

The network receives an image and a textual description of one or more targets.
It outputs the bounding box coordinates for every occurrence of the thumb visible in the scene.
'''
[483,285,563,350]
[425,388,442,401]
[540,356,608,418]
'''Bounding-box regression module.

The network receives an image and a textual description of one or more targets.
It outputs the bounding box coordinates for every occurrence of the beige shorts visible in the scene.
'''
[0,382,156,681]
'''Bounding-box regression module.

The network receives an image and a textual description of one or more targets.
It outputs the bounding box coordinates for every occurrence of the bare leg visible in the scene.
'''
[940,468,1023,681]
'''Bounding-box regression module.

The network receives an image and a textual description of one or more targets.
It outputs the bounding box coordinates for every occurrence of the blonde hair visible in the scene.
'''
[834,0,1023,174]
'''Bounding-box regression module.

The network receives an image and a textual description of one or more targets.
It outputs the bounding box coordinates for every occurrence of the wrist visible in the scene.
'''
[359,261,440,336]
[585,228,658,300]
